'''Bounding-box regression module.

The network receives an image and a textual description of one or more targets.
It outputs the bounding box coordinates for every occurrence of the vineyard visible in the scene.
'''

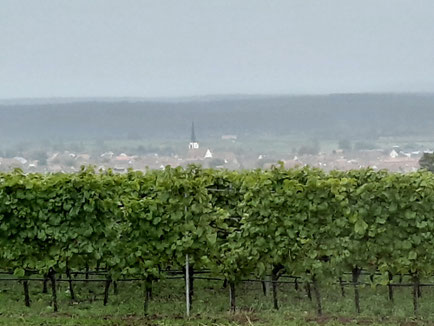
[1,164,434,323]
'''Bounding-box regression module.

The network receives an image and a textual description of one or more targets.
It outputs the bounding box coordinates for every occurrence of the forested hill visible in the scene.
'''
[0,93,433,142]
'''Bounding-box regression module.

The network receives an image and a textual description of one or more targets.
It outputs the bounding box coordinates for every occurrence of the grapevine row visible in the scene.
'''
[0,165,432,313]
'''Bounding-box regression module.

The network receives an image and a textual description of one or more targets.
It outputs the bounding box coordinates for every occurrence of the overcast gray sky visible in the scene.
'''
[1,0,434,99]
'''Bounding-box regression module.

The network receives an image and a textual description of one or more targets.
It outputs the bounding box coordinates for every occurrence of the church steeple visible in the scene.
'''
[191,121,197,143]
[188,121,199,150]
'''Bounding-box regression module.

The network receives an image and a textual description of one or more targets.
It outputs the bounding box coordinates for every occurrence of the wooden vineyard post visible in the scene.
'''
[261,275,270,297]
[271,277,279,310]
[48,269,58,312]
[388,272,394,302]
[339,277,345,297]
[305,282,312,301]
[42,276,48,294]
[66,266,75,302]
[412,273,419,316]
[188,264,194,296]
[144,285,149,315]
[23,279,30,307]
[184,192,192,318]
[271,266,282,310]
[312,276,322,316]
[352,267,361,314]
[144,278,152,315]
[147,281,153,300]
[185,254,191,317]
[262,280,267,296]
[229,281,236,313]
[103,277,112,306]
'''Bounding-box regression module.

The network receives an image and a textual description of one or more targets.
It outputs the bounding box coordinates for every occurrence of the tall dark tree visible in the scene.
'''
[419,153,434,172]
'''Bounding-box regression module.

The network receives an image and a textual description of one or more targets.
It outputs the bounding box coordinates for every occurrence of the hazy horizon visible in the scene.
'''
[2,91,434,107]
[2,0,434,99]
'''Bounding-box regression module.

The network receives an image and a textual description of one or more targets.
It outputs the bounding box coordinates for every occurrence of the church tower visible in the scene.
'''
[188,122,199,150]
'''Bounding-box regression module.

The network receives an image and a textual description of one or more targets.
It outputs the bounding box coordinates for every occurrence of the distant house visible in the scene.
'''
[48,153,59,161]
[100,151,114,159]
[204,149,213,159]
[221,135,237,140]
[389,150,399,158]
[115,153,133,161]
[76,154,90,161]
[13,157,27,165]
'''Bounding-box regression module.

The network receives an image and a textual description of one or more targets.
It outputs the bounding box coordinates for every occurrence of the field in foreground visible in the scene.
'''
[2,275,434,326]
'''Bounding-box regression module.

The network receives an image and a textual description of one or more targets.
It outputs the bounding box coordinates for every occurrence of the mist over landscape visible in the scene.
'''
[0,92,431,172]
[1,93,434,144]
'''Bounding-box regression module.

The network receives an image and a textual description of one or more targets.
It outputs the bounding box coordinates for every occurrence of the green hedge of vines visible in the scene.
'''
[0,165,433,285]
